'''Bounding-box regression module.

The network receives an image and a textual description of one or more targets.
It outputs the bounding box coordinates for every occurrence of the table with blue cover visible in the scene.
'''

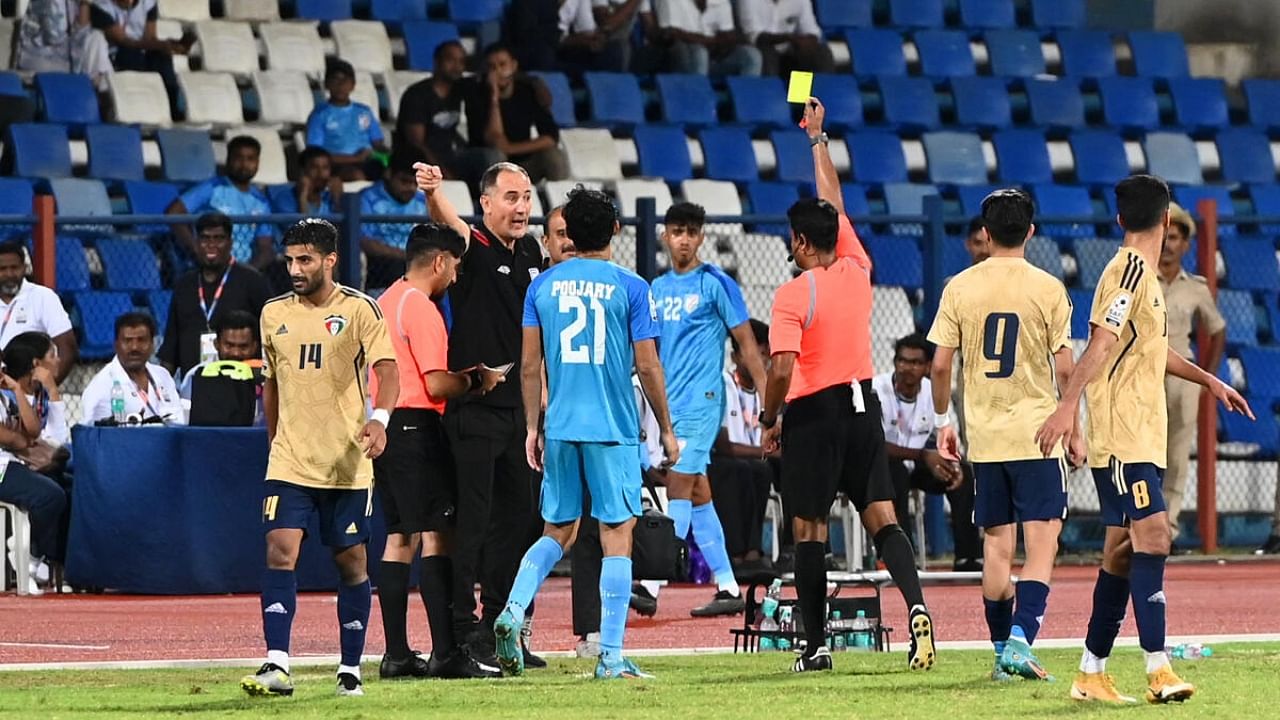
[67,426,391,594]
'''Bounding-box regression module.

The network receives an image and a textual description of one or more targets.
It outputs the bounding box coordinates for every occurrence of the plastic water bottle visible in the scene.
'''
[850,610,874,651]
[777,606,794,651]
[831,611,845,651]
[1168,643,1213,660]
[110,380,127,423]
[760,579,782,625]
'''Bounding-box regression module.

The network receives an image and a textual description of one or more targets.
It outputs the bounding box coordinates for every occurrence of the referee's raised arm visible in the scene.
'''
[805,98,843,217]
[416,163,472,248]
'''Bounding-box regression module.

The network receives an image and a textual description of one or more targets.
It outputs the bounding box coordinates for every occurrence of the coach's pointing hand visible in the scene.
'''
[359,418,388,459]
[413,162,444,195]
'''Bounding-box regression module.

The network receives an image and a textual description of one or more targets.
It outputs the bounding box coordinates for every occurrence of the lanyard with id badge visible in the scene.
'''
[198,262,233,364]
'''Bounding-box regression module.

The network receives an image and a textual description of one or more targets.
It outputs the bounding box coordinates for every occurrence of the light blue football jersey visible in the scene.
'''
[305,101,384,155]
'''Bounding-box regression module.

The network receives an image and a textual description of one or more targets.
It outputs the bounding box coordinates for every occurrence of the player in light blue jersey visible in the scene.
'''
[496,186,678,680]
[644,202,769,618]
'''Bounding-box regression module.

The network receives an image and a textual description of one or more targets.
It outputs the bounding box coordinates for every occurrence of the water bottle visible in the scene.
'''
[850,610,874,651]
[831,611,845,651]
[1168,643,1212,660]
[110,380,127,423]
[777,606,794,651]
[760,579,782,626]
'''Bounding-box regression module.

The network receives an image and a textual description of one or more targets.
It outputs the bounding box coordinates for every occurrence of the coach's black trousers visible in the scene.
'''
[570,494,602,637]
[889,458,980,562]
[444,403,533,642]
[707,455,776,558]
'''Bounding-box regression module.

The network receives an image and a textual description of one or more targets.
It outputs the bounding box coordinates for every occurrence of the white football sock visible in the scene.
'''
[1144,651,1169,674]
[267,650,290,673]
[1079,648,1106,674]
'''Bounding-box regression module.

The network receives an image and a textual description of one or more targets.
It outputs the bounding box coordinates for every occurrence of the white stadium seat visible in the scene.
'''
[194,20,259,76]
[560,128,622,181]
[331,20,394,76]
[384,71,430,121]
[439,180,475,217]
[109,71,173,127]
[542,179,603,210]
[614,179,673,218]
[223,0,280,22]
[252,70,315,126]
[351,71,381,119]
[225,126,289,185]
[157,0,210,23]
[259,21,326,79]
[178,71,244,126]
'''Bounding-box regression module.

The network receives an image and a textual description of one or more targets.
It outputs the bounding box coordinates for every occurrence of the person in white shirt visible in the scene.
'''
[0,240,79,382]
[652,0,762,77]
[558,0,625,72]
[872,334,980,571]
[735,0,832,77]
[592,0,650,70]
[79,312,186,426]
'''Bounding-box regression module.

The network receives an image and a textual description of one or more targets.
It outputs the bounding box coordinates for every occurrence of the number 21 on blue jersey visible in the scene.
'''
[560,295,605,365]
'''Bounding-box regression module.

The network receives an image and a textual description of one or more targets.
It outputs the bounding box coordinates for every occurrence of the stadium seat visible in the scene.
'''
[955,184,999,218]
[655,74,717,126]
[177,72,243,125]
[1240,347,1280,397]
[942,235,970,277]
[157,128,216,183]
[811,74,862,130]
[384,70,430,121]
[1056,30,1116,78]
[889,0,943,28]
[448,0,503,24]
[56,237,90,293]
[1031,0,1085,30]
[122,180,181,231]
[1221,238,1280,292]
[194,20,258,76]
[879,77,940,131]
[959,0,1014,30]
[680,179,743,222]
[865,236,923,289]
[728,76,791,128]
[1220,401,1278,454]
[915,31,975,78]
[950,77,1010,130]
[0,23,12,72]
[771,130,816,186]
[994,129,1052,184]
[746,181,801,236]
[49,178,112,230]
[922,132,986,185]
[1068,289,1092,339]
[295,0,352,21]
[157,0,210,22]
[1026,235,1065,280]
[584,72,645,127]
[985,30,1046,77]
[252,70,315,125]
[614,179,673,218]
[259,21,326,78]
[438,179,476,216]
[0,71,23,97]
[700,127,758,184]
[75,291,136,360]
[148,289,174,338]
[35,72,100,126]
[1070,130,1129,186]
[1244,78,1280,132]
[1217,130,1275,184]
[883,183,940,236]
[1169,77,1228,133]
[401,21,459,71]
[1174,185,1235,236]
[0,178,34,216]
[530,71,575,128]
[1098,77,1159,132]
[814,0,872,32]
[840,182,873,229]
[1128,31,1190,78]
[1025,78,1086,131]
[96,238,161,291]
[331,20,393,75]
[108,71,172,127]
[223,0,279,21]
[1250,185,1280,233]
[226,126,288,186]
[847,29,905,77]
[1218,288,1259,346]
[848,131,908,183]
[1032,184,1096,238]
[634,125,692,183]
[7,123,71,178]
[1073,238,1121,288]
[370,0,428,25]
[86,124,144,182]
[1143,132,1202,185]
[559,128,622,180]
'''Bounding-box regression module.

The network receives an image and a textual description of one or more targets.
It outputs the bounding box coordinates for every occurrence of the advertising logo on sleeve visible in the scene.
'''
[1104,293,1131,328]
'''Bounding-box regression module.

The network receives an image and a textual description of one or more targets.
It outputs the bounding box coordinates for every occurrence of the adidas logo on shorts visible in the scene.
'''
[345,522,358,534]
[264,602,288,615]
[342,620,364,631]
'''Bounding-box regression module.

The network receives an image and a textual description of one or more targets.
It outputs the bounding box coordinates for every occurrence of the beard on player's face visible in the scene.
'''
[291,268,325,296]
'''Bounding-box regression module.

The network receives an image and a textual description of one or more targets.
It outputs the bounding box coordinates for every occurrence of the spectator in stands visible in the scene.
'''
[81,312,185,425]
[557,0,626,74]
[735,0,832,77]
[872,334,981,572]
[541,205,577,264]
[89,0,193,112]
[397,41,500,192]
[466,43,569,184]
[15,0,112,90]
[361,149,430,290]
[592,0,649,71]
[158,213,270,379]
[1160,202,1226,552]
[650,0,762,77]
[306,59,388,182]
[166,135,276,271]
[273,146,343,215]
[965,216,990,265]
[179,310,264,427]
[0,240,78,383]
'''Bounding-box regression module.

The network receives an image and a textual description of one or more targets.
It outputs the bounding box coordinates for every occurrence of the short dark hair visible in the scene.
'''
[0,240,26,263]
[981,188,1035,248]
[406,222,466,267]
[967,216,984,236]
[298,146,330,168]
[894,333,933,361]
[664,202,705,230]
[1115,174,1171,232]
[544,205,564,235]
[2,331,52,379]
[226,135,260,156]
[562,186,618,253]
[483,42,514,60]
[480,162,531,195]
[324,58,355,84]
[387,147,425,176]
[115,311,156,340]
[434,39,464,64]
[786,198,839,253]
[195,212,232,237]
[282,218,338,255]
[731,318,769,354]
[215,310,259,341]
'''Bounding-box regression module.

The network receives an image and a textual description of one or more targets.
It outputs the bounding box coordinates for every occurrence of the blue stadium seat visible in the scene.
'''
[1070,130,1129,186]
[922,131,986,185]
[1025,78,1085,131]
[1068,288,1093,339]
[848,131,908,183]
[1169,77,1228,133]
[986,30,1046,77]
[1031,0,1085,30]
[746,181,801,236]
[883,183,940,235]
[157,128,216,184]
[1250,185,1280,234]
[0,178,34,216]
[295,0,351,21]
[847,29,905,77]
[1218,289,1259,346]
[96,238,161,291]
[1143,132,1202,185]
[1074,238,1121,289]
[955,184,999,218]
[1218,129,1275,184]
[728,76,791,128]
[86,124,144,182]
[943,236,970,277]
[959,0,1014,30]
[1032,184,1096,238]
[403,21,460,71]
[1240,347,1280,398]
[56,237,91,293]
[879,77,939,131]
[700,127,758,183]
[35,72,100,127]
[52,177,111,222]
[75,291,135,360]
[448,0,503,23]
[0,71,23,97]
[840,182,874,236]
[529,72,575,128]
[811,74,862,130]
[1026,235,1064,281]
[1056,30,1116,77]
[655,74,717,126]
[7,123,71,178]
[371,0,427,25]
[148,289,173,338]
[1221,238,1280,292]
[123,180,180,235]
[1220,401,1278,454]
[951,77,1011,129]
[916,31,975,78]
[1098,77,1159,132]
[1173,186,1235,238]
[634,125,691,183]
[584,72,644,127]
[889,0,943,28]
[1244,79,1280,132]
[772,130,816,185]
[815,0,872,32]
[993,129,1052,184]
[865,236,923,289]
[1128,31,1190,78]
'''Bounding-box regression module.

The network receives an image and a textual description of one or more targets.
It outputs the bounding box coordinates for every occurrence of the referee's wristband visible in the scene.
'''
[933,412,952,429]
[370,408,391,428]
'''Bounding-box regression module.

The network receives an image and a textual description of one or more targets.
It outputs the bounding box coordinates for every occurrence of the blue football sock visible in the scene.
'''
[1129,552,1167,653]
[1011,580,1050,646]
[337,579,371,668]
[261,568,296,655]
[505,536,564,627]
[668,498,692,541]
[1085,569,1130,660]
[983,596,1013,657]
[691,502,738,592]
[599,556,632,665]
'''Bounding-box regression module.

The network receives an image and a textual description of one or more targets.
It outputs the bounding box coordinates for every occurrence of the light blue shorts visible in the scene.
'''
[671,413,718,475]
[541,439,643,525]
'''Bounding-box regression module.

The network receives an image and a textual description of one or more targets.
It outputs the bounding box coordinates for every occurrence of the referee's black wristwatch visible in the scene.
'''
[466,367,485,393]
[758,411,778,430]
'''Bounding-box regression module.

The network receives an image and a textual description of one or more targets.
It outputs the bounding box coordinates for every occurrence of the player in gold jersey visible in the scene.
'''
[929,189,1079,683]
[241,219,398,699]
[1037,175,1252,706]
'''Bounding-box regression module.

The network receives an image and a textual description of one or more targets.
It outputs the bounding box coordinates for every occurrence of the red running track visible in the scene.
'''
[1,562,1276,665]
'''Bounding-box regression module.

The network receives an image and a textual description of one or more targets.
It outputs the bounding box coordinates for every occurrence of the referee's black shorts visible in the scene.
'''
[373,407,456,534]
[780,380,895,519]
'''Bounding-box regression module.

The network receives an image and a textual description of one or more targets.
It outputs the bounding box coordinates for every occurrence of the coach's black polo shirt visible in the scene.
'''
[447,222,543,409]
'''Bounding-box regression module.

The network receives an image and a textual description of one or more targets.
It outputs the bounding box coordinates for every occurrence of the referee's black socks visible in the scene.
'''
[794,541,827,658]
[873,525,926,609]
[419,555,457,657]
[378,561,412,659]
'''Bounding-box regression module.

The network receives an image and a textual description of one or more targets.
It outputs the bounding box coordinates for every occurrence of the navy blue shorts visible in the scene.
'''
[973,458,1069,528]
[262,479,372,548]
[1092,460,1167,528]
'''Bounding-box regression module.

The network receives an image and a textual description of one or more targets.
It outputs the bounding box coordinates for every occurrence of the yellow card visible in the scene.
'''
[786,71,814,104]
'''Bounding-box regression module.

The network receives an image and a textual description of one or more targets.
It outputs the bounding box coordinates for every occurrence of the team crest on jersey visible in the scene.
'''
[683,294,700,314]
[324,315,348,336]
[648,291,658,320]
